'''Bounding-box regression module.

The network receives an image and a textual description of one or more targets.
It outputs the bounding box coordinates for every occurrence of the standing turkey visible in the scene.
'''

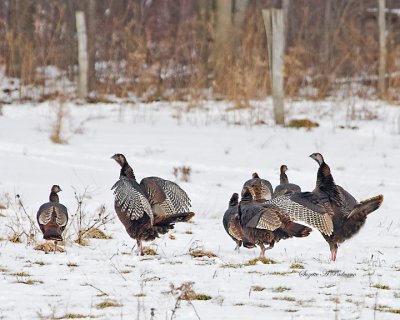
[309,152,384,261]
[222,193,255,250]
[273,165,301,198]
[111,153,195,256]
[242,172,273,202]
[37,185,68,253]
[239,186,312,257]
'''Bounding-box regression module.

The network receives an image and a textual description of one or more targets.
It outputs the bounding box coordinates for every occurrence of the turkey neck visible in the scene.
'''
[316,161,335,190]
[49,192,59,203]
[120,161,136,180]
[280,171,289,185]
[229,197,238,207]
[240,191,253,203]
[316,161,341,204]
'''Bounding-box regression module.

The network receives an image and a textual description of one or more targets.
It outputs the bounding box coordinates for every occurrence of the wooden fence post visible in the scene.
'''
[75,11,88,99]
[262,9,285,125]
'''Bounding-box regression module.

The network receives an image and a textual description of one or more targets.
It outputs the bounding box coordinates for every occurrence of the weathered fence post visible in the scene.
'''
[75,11,88,99]
[378,0,387,97]
[262,9,285,125]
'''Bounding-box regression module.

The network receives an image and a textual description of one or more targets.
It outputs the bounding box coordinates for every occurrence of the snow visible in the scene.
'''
[0,99,399,319]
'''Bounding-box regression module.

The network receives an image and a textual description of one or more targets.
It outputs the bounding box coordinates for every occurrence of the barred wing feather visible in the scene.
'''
[241,203,282,231]
[270,194,333,236]
[112,176,153,223]
[37,203,68,227]
[141,177,191,214]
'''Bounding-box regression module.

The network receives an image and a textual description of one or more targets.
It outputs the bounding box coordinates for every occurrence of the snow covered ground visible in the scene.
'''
[0,98,399,319]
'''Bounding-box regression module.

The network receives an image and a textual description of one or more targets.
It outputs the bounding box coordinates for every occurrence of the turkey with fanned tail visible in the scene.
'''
[309,153,384,261]
[238,187,312,257]
[37,185,68,253]
[223,193,255,250]
[273,165,301,198]
[242,172,273,202]
[111,154,194,256]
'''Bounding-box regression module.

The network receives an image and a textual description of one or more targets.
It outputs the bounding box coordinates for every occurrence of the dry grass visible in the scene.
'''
[14,279,44,285]
[142,247,157,256]
[287,119,319,128]
[96,300,122,309]
[66,262,78,268]
[272,286,291,293]
[167,282,212,302]
[251,285,266,292]
[12,272,31,277]
[0,266,9,272]
[372,284,390,290]
[56,314,96,319]
[244,257,276,266]
[289,262,305,269]
[34,242,65,253]
[375,304,400,314]
[50,99,68,144]
[172,166,191,182]
[84,228,112,240]
[272,296,296,302]
[189,250,217,258]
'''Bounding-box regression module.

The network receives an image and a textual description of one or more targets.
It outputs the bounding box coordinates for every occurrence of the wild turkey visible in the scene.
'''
[37,185,68,253]
[273,165,301,198]
[309,152,384,261]
[242,172,273,202]
[222,193,255,250]
[239,187,312,256]
[111,153,195,255]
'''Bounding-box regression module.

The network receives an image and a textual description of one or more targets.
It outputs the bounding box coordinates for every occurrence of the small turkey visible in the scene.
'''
[111,153,195,255]
[37,185,68,253]
[309,153,383,261]
[273,165,301,198]
[239,186,312,256]
[222,193,255,250]
[242,172,273,202]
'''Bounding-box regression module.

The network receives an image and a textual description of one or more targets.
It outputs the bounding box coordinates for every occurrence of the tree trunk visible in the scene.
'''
[378,0,387,97]
[76,11,88,98]
[87,0,96,91]
[263,9,285,125]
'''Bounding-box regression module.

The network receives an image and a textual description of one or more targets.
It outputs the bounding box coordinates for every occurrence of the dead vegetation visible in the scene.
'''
[287,119,319,129]
[166,282,210,319]
[5,193,39,246]
[34,242,65,254]
[50,98,68,144]
[68,188,113,246]
[96,300,122,309]
[244,257,276,266]
[142,247,157,256]
[173,166,191,182]
[189,250,217,258]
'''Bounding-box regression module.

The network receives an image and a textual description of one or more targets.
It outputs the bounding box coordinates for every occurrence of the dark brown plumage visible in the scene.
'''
[37,185,68,253]
[222,193,255,250]
[239,187,312,257]
[242,172,273,202]
[111,153,194,255]
[273,165,301,198]
[310,153,384,261]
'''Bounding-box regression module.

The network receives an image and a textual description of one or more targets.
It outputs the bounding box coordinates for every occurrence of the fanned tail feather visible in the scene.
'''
[347,195,384,219]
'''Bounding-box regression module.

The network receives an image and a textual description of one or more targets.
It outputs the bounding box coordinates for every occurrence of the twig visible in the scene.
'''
[83,282,109,296]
